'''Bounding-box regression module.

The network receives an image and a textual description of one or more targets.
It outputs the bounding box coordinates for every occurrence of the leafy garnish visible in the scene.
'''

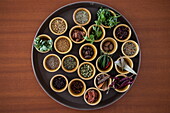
[84,35,95,44]
[34,37,53,52]
[95,8,121,27]
[91,25,103,40]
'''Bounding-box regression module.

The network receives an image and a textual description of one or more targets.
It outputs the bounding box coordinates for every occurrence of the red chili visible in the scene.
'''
[104,61,111,69]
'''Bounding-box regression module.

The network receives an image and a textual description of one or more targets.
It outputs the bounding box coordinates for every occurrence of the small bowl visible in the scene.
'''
[121,40,139,58]
[87,24,105,42]
[62,54,79,73]
[73,8,91,26]
[84,87,102,106]
[112,74,130,93]
[54,36,72,54]
[94,73,112,91]
[113,24,131,42]
[50,74,68,93]
[68,78,86,97]
[69,25,87,44]
[79,43,97,61]
[96,56,113,73]
[49,17,68,35]
[102,10,116,28]
[77,62,96,80]
[115,56,133,74]
[100,37,118,55]
[34,34,52,53]
[43,54,61,72]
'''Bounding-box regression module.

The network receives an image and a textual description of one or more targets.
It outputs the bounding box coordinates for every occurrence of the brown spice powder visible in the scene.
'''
[56,38,70,52]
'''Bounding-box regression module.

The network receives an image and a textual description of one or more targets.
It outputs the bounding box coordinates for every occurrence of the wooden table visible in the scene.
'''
[0,0,170,113]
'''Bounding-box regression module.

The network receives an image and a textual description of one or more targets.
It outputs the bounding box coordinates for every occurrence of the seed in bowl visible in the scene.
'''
[102,41,114,52]
[123,42,137,56]
[52,76,66,90]
[63,56,77,70]
[81,46,94,59]
[71,80,83,94]
[80,64,93,78]
[56,38,70,52]
[75,10,89,24]
[51,19,66,34]
[115,26,129,40]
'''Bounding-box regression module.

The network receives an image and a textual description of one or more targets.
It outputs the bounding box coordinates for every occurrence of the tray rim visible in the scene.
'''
[31,1,141,110]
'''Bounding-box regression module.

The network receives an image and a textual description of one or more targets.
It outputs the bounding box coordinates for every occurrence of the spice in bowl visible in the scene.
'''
[73,8,91,25]
[43,54,61,72]
[71,80,83,94]
[95,73,111,91]
[81,46,94,59]
[122,40,139,58]
[102,41,114,53]
[80,64,93,78]
[71,28,86,42]
[63,57,76,70]
[54,36,72,54]
[49,17,68,35]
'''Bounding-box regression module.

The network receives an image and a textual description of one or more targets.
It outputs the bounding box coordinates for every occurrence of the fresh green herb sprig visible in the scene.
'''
[34,37,53,52]
[83,35,95,44]
[91,26,103,40]
[95,8,121,27]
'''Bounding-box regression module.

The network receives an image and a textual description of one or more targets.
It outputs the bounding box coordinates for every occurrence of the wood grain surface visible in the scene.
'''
[0,0,170,113]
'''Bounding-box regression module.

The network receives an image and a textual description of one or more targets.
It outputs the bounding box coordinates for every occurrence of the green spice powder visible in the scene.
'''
[63,57,77,70]
[80,64,93,78]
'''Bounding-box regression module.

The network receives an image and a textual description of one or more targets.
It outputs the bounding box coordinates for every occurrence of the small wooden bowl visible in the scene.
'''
[62,54,79,73]
[69,25,86,44]
[115,56,133,74]
[54,36,72,54]
[121,40,139,58]
[87,24,105,42]
[94,73,112,91]
[96,56,113,73]
[84,87,102,106]
[68,78,86,97]
[34,34,52,53]
[113,24,131,42]
[49,17,68,35]
[50,74,68,93]
[43,54,61,72]
[100,37,118,55]
[73,8,91,26]
[112,74,130,93]
[102,10,116,28]
[79,43,97,61]
[77,62,96,80]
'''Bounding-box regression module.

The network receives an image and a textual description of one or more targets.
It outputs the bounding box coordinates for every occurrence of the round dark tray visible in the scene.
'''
[32,1,141,110]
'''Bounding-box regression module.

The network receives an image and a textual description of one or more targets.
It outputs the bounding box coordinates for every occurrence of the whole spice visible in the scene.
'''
[123,42,137,56]
[52,76,66,90]
[71,80,83,94]
[102,41,114,52]
[96,74,110,91]
[63,56,77,70]
[98,54,111,70]
[81,46,94,59]
[75,10,89,24]
[46,56,59,70]
[85,89,99,103]
[34,37,53,52]
[115,26,129,40]
[56,38,70,52]
[80,64,93,78]
[109,76,133,89]
[71,29,86,42]
[51,19,66,34]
